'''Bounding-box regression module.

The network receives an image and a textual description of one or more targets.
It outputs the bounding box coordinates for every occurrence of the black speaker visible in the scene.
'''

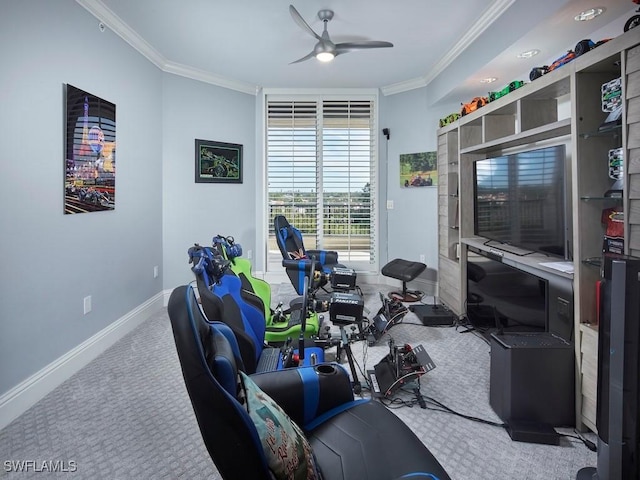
[597,255,640,478]
[579,254,640,479]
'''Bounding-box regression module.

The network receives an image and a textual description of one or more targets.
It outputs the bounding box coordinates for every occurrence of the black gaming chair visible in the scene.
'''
[168,284,452,480]
[210,235,324,344]
[274,214,345,295]
[187,245,324,374]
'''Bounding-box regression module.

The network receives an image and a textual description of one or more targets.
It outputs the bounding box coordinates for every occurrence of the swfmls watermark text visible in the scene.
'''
[4,460,77,473]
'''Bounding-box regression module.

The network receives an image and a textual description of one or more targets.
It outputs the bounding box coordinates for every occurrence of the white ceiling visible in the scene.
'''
[77,0,637,104]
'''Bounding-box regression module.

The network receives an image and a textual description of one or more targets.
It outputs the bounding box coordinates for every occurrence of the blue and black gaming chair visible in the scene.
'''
[210,234,324,343]
[274,214,344,295]
[168,284,452,480]
[188,245,324,374]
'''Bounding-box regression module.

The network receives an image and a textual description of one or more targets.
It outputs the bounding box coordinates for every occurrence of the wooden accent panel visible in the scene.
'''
[629,173,640,199]
[628,199,640,224]
[626,70,640,100]
[580,325,599,431]
[629,148,640,174]
[626,44,640,75]
[520,98,558,131]
[629,225,640,251]
[438,257,461,315]
[484,114,515,142]
[629,122,640,150]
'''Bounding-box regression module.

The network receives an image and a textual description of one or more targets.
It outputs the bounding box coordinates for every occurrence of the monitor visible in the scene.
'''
[473,145,567,258]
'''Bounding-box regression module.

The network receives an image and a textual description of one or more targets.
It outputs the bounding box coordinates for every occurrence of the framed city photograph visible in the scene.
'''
[195,139,243,183]
[64,84,116,214]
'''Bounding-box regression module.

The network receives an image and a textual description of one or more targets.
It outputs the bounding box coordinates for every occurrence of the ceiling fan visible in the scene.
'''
[289,4,393,64]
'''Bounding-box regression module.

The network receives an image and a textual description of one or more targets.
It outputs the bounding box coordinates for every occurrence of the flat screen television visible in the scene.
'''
[473,145,567,258]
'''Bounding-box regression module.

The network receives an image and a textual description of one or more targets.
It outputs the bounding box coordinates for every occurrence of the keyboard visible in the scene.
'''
[256,347,281,372]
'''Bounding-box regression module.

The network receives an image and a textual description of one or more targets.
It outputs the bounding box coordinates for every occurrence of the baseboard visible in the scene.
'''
[162,287,176,306]
[0,292,165,431]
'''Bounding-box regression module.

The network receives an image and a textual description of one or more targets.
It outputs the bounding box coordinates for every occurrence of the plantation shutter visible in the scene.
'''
[321,100,375,263]
[267,96,376,271]
[267,100,320,249]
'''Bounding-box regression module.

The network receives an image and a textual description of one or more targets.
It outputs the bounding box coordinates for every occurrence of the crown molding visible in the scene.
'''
[76,0,165,68]
[163,61,259,95]
[381,0,516,96]
[75,0,259,96]
[380,77,428,96]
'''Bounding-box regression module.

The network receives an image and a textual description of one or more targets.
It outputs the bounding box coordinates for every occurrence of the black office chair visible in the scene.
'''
[168,284,452,480]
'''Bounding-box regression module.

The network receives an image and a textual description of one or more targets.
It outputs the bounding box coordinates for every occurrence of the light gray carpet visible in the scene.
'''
[0,283,596,479]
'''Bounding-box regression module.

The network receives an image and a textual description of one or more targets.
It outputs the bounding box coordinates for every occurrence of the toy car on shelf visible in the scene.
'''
[439,112,460,128]
[488,80,525,102]
[625,0,640,32]
[530,50,576,81]
[460,96,488,116]
[530,38,613,81]
[574,38,612,57]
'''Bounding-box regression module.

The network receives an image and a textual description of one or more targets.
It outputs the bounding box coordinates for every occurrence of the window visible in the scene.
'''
[266,96,377,272]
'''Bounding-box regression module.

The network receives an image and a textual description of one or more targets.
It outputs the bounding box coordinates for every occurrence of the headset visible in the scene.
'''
[212,234,243,259]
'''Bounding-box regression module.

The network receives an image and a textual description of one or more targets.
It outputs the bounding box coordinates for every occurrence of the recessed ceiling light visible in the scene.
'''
[480,77,497,84]
[517,49,540,59]
[574,7,605,21]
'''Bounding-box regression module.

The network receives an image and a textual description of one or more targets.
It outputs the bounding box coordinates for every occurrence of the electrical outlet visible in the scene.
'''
[153,266,159,278]
[419,254,425,263]
[387,200,394,210]
[247,249,253,259]
[83,295,92,315]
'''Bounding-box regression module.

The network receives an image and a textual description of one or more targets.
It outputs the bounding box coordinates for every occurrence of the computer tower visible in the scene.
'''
[589,255,640,479]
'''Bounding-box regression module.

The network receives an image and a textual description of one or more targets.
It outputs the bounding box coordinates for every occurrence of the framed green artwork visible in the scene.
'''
[195,139,243,184]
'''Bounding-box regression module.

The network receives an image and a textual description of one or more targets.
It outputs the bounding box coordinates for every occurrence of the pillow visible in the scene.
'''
[239,372,321,480]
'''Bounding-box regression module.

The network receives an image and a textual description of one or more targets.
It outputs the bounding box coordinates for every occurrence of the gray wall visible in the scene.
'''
[161,74,256,289]
[381,89,460,280]
[0,0,163,395]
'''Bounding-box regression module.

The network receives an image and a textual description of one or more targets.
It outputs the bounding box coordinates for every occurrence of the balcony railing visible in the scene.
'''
[268,201,372,252]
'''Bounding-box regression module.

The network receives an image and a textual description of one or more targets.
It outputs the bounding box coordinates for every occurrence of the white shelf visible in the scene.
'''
[460,118,571,155]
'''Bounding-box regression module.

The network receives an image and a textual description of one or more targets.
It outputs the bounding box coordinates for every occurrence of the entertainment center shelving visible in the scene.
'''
[436,27,640,432]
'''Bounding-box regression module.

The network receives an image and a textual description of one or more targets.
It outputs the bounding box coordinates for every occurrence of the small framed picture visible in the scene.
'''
[195,139,243,183]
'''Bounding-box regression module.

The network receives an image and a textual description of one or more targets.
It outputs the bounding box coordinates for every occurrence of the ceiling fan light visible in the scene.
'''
[316,51,335,62]
[574,7,605,21]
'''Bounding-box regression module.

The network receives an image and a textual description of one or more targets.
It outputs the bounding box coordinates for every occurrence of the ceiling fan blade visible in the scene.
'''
[335,41,394,55]
[289,5,322,41]
[289,50,317,64]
